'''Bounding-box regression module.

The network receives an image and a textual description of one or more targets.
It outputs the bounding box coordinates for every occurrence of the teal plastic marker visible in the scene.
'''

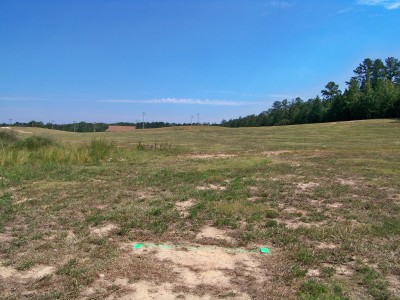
[133,243,270,254]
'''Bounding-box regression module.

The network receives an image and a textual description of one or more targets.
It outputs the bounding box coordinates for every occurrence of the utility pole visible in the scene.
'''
[73,121,77,133]
[191,116,194,125]
[196,113,200,126]
[142,112,146,129]
[51,120,55,130]
[9,119,12,126]
[93,122,96,132]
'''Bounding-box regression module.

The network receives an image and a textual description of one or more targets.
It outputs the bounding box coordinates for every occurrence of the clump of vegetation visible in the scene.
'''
[0,138,118,168]
[0,194,14,231]
[357,266,390,300]
[87,139,115,162]
[299,279,348,300]
[136,141,181,154]
[13,135,55,150]
[0,130,18,148]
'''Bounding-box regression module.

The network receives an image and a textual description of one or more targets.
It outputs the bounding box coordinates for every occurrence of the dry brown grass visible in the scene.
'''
[1,120,399,299]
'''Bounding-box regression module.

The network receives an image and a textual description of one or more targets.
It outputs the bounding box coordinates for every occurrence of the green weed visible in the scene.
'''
[299,279,349,300]
[0,193,14,231]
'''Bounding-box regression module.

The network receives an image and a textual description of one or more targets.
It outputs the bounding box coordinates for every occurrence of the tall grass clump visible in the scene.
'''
[0,130,18,149]
[0,137,117,169]
[13,136,55,150]
[87,139,115,162]
[136,141,182,154]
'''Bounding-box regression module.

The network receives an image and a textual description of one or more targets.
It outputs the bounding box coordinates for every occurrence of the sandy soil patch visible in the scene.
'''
[175,199,195,217]
[335,265,354,276]
[247,196,261,202]
[387,275,400,297]
[135,190,156,199]
[322,263,354,277]
[248,186,259,193]
[14,196,31,204]
[130,244,268,298]
[0,232,13,242]
[306,269,321,277]
[316,242,337,250]
[283,207,307,215]
[0,262,55,280]
[326,202,343,209]
[195,226,235,243]
[188,154,236,159]
[278,219,327,229]
[297,182,319,191]
[261,150,291,156]
[66,230,77,242]
[81,242,272,299]
[337,178,357,186]
[196,184,226,191]
[90,223,118,237]
[82,277,216,300]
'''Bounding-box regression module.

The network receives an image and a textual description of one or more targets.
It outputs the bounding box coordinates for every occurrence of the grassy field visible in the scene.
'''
[1,119,399,299]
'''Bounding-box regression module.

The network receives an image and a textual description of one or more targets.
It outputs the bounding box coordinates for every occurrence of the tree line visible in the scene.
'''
[221,57,400,127]
[0,120,212,132]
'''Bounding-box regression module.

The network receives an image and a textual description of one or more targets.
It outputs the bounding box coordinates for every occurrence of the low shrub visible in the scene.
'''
[13,136,55,150]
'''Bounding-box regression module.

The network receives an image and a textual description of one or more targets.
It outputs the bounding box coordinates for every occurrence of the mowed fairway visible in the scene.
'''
[1,119,400,299]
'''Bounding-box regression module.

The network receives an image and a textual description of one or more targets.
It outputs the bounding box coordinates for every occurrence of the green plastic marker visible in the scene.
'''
[133,243,144,249]
[259,247,270,254]
[132,243,270,254]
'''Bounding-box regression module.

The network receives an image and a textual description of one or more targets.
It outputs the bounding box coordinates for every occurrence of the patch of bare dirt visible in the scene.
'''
[188,154,237,159]
[89,223,118,237]
[195,226,235,243]
[283,207,307,216]
[248,186,259,193]
[81,241,293,300]
[316,242,337,250]
[135,190,156,200]
[323,263,354,277]
[335,265,354,277]
[278,219,327,229]
[247,196,261,202]
[326,202,343,209]
[387,275,400,297]
[337,178,357,186]
[261,150,292,156]
[0,262,55,280]
[175,199,195,217]
[296,182,319,191]
[130,244,268,299]
[14,196,33,204]
[81,277,213,300]
[306,269,321,277]
[0,232,13,243]
[66,230,77,243]
[196,184,226,191]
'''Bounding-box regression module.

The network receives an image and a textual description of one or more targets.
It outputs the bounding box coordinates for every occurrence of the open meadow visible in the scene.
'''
[1,119,400,300]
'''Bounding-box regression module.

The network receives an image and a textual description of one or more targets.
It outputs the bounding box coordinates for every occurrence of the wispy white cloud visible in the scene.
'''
[265,1,294,9]
[0,95,262,106]
[98,98,258,106]
[357,0,400,9]
[337,7,354,14]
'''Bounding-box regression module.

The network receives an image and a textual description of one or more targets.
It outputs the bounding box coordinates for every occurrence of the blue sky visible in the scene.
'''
[1,0,399,124]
